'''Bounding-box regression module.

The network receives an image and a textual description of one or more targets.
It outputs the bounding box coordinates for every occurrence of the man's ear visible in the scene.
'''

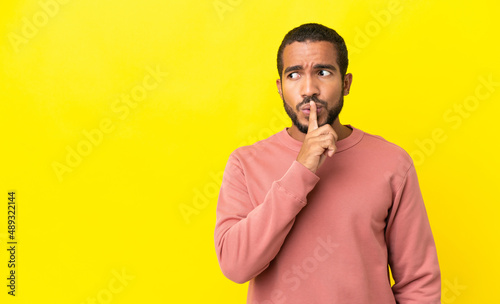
[276,78,283,99]
[343,73,353,96]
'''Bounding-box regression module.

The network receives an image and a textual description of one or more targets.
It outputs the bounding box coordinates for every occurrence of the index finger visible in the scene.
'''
[308,100,318,133]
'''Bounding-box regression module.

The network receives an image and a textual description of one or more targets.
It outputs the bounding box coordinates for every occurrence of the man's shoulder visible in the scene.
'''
[361,130,408,152]
[356,128,414,167]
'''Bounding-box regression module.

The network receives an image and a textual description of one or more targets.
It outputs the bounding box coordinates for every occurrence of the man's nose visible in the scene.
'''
[301,75,320,97]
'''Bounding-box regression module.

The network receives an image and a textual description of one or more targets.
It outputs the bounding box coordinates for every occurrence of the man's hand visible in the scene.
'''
[296,101,338,173]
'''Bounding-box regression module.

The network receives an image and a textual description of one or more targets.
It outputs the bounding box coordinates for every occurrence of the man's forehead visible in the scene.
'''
[282,40,338,68]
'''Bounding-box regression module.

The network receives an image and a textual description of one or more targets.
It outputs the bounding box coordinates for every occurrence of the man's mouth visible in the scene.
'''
[300,104,323,115]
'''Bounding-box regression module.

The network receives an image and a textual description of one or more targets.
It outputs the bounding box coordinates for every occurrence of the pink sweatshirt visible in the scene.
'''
[215,126,440,303]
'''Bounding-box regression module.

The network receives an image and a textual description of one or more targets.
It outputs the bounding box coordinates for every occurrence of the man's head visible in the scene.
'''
[277,23,348,81]
[276,23,352,135]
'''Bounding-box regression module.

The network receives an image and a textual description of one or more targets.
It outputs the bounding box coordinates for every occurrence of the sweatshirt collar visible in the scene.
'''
[277,125,364,153]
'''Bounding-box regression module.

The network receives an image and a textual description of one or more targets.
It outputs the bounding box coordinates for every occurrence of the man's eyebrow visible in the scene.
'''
[284,65,303,74]
[313,64,337,71]
[284,64,337,74]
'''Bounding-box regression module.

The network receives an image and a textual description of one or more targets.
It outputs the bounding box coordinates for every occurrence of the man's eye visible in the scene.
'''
[318,70,332,76]
[288,72,299,79]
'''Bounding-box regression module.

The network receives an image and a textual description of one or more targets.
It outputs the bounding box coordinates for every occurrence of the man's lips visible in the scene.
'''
[300,105,323,115]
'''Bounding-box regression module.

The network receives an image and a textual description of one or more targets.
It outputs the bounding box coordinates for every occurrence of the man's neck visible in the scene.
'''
[287,119,352,142]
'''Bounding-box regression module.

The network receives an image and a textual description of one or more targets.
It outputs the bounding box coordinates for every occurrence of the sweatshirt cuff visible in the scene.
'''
[276,161,320,205]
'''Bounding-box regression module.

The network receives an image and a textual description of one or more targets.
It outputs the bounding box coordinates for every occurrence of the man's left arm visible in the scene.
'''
[386,162,441,303]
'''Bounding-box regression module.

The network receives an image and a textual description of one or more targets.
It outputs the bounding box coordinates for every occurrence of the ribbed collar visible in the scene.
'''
[276,125,364,153]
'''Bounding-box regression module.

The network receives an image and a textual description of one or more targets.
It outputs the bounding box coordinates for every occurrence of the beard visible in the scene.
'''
[283,94,344,134]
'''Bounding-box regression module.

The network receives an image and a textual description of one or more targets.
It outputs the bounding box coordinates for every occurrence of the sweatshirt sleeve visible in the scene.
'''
[386,163,441,303]
[214,154,319,284]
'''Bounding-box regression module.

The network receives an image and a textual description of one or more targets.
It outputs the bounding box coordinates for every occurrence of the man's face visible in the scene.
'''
[276,41,352,134]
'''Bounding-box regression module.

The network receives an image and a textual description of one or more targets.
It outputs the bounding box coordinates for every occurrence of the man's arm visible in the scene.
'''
[215,101,336,283]
[214,157,319,283]
[386,163,441,303]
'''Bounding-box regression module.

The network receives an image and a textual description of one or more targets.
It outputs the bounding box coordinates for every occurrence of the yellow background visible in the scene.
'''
[1,0,499,303]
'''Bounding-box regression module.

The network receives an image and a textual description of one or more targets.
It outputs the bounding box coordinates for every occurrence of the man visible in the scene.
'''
[214,23,440,303]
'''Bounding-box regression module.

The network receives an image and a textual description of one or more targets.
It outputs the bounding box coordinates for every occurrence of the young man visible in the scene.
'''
[214,23,440,303]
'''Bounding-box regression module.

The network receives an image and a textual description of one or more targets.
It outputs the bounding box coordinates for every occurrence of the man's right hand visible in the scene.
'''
[296,101,338,173]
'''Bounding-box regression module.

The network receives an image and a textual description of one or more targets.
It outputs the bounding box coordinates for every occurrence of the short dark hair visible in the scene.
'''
[277,23,348,79]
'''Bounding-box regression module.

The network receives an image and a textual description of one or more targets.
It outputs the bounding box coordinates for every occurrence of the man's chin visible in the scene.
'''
[293,122,309,134]
[299,118,326,130]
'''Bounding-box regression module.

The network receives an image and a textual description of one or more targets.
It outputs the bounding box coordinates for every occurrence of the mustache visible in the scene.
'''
[295,96,328,111]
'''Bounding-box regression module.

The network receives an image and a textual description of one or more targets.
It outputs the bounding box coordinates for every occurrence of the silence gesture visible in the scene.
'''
[296,101,338,173]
